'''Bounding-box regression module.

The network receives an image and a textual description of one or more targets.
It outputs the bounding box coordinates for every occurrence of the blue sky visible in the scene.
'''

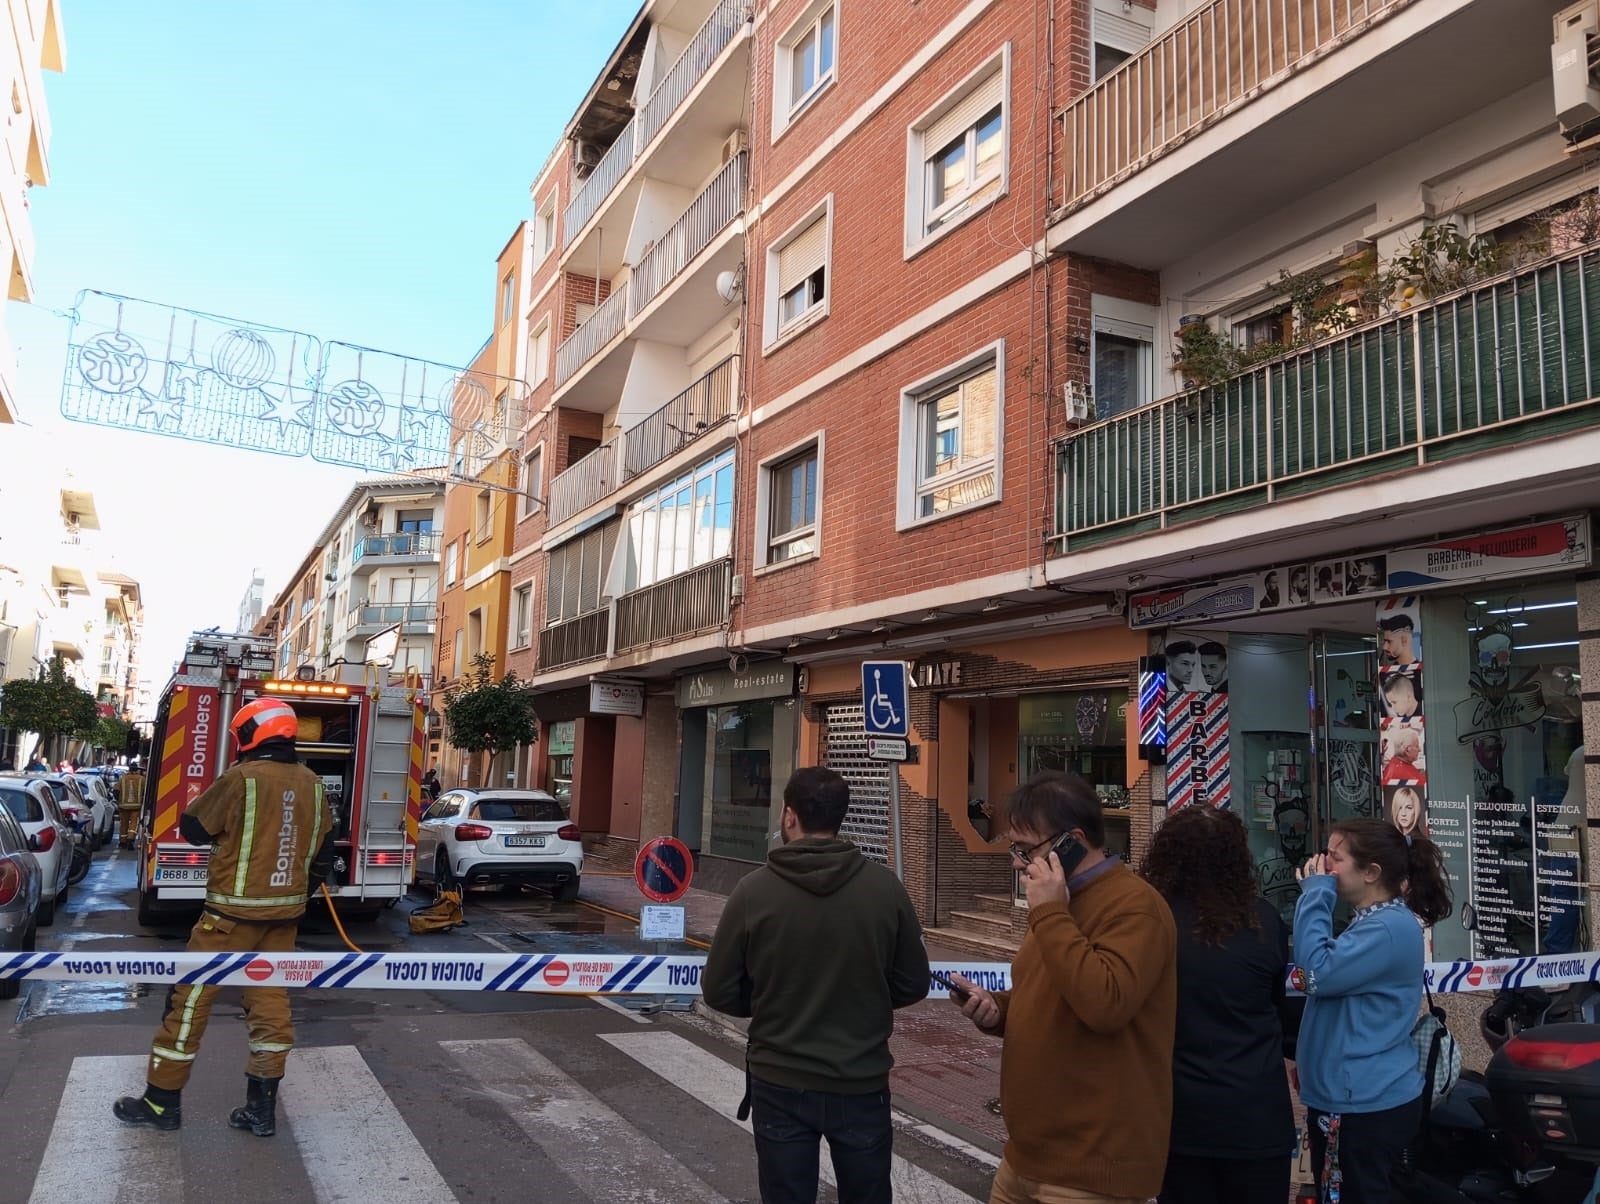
[9,0,638,687]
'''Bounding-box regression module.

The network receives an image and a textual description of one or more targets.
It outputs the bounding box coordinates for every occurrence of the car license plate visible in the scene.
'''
[504,835,546,848]
[154,866,205,883]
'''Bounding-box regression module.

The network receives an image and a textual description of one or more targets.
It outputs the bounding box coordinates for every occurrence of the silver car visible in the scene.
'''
[0,796,43,997]
[415,790,583,901]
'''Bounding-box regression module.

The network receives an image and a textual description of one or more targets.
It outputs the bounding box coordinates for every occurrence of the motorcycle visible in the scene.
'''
[1401,983,1600,1203]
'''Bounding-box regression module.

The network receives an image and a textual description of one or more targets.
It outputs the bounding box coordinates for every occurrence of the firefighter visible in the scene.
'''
[113,697,333,1137]
[117,762,146,847]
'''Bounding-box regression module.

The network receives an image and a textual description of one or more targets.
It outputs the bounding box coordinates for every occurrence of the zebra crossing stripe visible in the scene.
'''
[28,1055,175,1204]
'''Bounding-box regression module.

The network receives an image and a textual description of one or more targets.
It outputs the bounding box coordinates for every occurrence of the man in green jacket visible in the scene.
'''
[702,765,931,1204]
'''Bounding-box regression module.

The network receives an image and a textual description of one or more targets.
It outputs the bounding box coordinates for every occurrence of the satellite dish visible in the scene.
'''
[715,270,741,303]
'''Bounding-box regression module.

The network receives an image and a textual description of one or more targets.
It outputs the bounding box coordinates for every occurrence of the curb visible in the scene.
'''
[691,998,750,1041]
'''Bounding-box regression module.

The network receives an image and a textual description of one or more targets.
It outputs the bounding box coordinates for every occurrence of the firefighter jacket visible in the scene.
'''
[184,759,331,922]
[118,772,146,810]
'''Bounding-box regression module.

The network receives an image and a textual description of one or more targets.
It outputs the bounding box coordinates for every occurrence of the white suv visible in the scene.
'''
[415,790,582,901]
[0,779,71,926]
[68,773,116,848]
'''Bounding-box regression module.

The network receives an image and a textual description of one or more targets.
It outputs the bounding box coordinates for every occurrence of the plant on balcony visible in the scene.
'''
[442,653,538,763]
[0,655,100,758]
[1389,222,1504,303]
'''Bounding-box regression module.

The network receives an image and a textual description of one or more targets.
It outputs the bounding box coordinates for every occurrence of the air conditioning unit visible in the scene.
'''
[1062,381,1092,424]
[1553,0,1600,132]
[720,129,750,165]
[573,139,603,179]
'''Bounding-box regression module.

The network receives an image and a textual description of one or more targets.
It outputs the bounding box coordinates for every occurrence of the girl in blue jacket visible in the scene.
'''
[1294,818,1453,1204]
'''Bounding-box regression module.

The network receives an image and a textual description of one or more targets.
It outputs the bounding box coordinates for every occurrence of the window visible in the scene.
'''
[1091,0,1151,81]
[530,320,551,387]
[1235,306,1293,352]
[452,440,465,479]
[452,631,463,678]
[475,491,493,543]
[622,448,735,592]
[776,1,836,129]
[520,445,544,520]
[766,203,831,346]
[397,509,434,534]
[512,583,533,648]
[500,271,517,326]
[761,441,820,567]
[1092,297,1157,419]
[546,522,618,624]
[467,609,484,661]
[908,56,1008,247]
[535,200,557,260]
[445,542,459,588]
[899,345,1003,527]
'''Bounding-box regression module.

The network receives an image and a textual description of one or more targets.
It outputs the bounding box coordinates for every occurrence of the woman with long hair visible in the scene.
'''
[1142,806,1298,1204]
[1295,818,1453,1203]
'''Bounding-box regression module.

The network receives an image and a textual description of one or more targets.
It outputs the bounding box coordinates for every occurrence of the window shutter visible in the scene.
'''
[922,70,1003,158]
[777,216,828,293]
[1093,3,1151,55]
[1475,172,1592,232]
[546,547,567,622]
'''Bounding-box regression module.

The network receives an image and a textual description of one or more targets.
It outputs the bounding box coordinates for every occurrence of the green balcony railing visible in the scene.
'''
[1057,245,1600,548]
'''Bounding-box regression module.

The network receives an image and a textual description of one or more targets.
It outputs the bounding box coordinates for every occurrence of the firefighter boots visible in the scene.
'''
[112,1084,182,1131]
[227,1074,280,1137]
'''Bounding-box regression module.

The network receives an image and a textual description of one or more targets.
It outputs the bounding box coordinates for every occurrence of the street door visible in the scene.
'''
[1310,631,1382,849]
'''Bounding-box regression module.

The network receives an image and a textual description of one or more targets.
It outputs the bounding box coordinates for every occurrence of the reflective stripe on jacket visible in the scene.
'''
[185,759,326,922]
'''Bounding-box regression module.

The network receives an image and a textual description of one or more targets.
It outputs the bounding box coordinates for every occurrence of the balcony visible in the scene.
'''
[623,357,738,479]
[539,607,612,672]
[350,531,441,572]
[630,153,746,317]
[555,287,627,389]
[615,558,732,655]
[1055,245,1600,549]
[548,438,622,527]
[1052,0,1559,267]
[346,603,435,635]
[564,115,638,245]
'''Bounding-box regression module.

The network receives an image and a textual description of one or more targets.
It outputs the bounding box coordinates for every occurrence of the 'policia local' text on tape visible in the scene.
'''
[0,949,1594,996]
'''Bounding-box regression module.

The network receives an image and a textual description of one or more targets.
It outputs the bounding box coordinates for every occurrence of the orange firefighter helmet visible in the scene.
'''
[230,697,299,753]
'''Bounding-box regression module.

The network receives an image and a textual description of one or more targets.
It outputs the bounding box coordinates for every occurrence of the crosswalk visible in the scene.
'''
[14,1026,994,1204]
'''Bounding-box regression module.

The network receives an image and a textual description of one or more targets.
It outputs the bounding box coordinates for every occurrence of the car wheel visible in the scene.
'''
[555,878,580,903]
[36,893,55,928]
[437,851,460,895]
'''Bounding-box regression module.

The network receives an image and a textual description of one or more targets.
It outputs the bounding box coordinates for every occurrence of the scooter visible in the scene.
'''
[1399,984,1600,1203]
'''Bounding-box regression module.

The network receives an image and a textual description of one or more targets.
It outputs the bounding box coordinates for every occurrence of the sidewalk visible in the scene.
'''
[576,870,1010,1149]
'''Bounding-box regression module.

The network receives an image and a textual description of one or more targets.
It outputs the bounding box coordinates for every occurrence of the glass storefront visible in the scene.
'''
[1016,688,1131,870]
[545,720,574,807]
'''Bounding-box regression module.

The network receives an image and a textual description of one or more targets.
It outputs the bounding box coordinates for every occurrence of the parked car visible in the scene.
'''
[0,779,69,926]
[67,773,116,847]
[414,789,582,901]
[27,774,97,850]
[0,802,41,999]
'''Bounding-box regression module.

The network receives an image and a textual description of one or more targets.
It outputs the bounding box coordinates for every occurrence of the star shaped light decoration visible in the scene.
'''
[137,391,183,429]
[259,389,315,438]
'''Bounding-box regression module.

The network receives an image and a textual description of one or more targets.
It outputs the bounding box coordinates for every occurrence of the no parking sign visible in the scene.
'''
[634,836,694,904]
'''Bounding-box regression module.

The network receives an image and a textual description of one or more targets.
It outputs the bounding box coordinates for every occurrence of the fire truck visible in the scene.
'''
[135,631,427,927]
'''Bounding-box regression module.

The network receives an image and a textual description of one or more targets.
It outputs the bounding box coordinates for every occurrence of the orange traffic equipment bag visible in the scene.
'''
[408,888,464,934]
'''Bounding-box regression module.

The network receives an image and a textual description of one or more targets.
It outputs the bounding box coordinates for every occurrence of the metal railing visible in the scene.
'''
[1057,245,1600,543]
[563,116,637,248]
[630,153,747,318]
[351,531,441,563]
[615,558,732,653]
[623,356,739,479]
[555,286,628,387]
[347,603,434,628]
[637,0,748,150]
[538,607,612,671]
[547,438,622,526]
[1060,0,1411,208]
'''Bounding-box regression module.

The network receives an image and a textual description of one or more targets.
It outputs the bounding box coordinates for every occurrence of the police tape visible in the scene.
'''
[1,947,1594,996]
[0,950,1015,997]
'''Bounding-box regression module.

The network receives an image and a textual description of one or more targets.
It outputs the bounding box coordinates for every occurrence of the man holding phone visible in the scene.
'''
[950,772,1177,1204]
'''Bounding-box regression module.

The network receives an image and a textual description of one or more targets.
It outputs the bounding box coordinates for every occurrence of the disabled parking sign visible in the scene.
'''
[861,661,909,738]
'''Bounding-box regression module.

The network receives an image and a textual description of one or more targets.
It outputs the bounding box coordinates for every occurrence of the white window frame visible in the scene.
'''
[1091,295,1158,420]
[529,318,552,388]
[772,0,838,140]
[445,541,459,589]
[896,340,1005,530]
[1091,0,1151,82]
[500,271,517,327]
[755,431,825,573]
[511,583,534,650]
[535,198,557,261]
[763,196,833,351]
[519,442,545,520]
[905,46,1010,257]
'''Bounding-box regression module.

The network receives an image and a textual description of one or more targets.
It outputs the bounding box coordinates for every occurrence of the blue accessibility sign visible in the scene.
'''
[861,661,909,738]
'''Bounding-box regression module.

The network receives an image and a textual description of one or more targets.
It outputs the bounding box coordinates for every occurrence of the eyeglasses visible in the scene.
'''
[1008,834,1060,865]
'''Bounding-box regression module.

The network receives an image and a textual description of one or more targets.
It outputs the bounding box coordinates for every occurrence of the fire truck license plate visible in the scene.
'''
[154,867,206,883]
[504,835,547,848]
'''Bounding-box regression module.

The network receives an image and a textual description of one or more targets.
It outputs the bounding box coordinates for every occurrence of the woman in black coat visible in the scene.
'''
[1143,805,1301,1204]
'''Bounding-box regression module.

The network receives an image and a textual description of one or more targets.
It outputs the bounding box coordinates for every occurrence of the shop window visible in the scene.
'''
[546,721,575,807]
[1017,688,1130,875]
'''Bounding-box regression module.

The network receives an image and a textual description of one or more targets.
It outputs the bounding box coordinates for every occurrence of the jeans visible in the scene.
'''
[1158,1153,1290,1204]
[749,1076,892,1204]
[1307,1096,1422,1204]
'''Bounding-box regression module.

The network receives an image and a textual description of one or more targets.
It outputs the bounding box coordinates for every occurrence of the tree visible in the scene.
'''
[0,656,100,758]
[94,714,132,756]
[442,653,538,760]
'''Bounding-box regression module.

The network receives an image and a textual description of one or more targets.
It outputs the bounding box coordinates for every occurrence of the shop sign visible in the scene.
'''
[589,680,644,717]
[1129,574,1266,629]
[1385,517,1589,590]
[913,659,964,688]
[675,663,796,709]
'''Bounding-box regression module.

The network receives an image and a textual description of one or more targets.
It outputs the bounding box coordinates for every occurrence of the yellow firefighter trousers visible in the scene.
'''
[146,910,298,1091]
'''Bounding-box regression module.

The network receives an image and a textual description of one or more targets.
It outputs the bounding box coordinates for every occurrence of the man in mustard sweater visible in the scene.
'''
[952,772,1177,1204]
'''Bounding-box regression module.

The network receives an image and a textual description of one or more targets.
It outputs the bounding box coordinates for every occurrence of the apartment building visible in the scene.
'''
[0,0,63,423]
[264,546,327,681]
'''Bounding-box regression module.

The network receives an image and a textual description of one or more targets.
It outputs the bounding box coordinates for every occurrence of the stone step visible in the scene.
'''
[924,924,1022,960]
[970,893,1018,916]
[947,908,1014,937]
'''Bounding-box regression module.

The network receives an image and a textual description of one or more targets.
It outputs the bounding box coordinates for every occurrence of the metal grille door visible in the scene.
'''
[823,703,890,863]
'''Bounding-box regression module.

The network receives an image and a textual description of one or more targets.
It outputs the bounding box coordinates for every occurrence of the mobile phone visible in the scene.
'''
[930,971,970,1001]
[1047,831,1090,878]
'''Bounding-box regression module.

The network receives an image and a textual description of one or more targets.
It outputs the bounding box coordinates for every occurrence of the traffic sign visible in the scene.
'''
[861,660,909,738]
[866,737,907,762]
[635,836,695,904]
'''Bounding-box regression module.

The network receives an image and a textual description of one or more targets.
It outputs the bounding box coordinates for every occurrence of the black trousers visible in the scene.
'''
[1307,1096,1423,1204]
[748,1076,892,1204]
[1159,1152,1290,1204]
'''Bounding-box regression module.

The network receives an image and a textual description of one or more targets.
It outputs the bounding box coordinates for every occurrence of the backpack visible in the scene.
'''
[1412,976,1461,1108]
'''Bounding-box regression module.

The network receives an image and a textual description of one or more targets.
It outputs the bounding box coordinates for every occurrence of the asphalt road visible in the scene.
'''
[0,849,998,1204]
